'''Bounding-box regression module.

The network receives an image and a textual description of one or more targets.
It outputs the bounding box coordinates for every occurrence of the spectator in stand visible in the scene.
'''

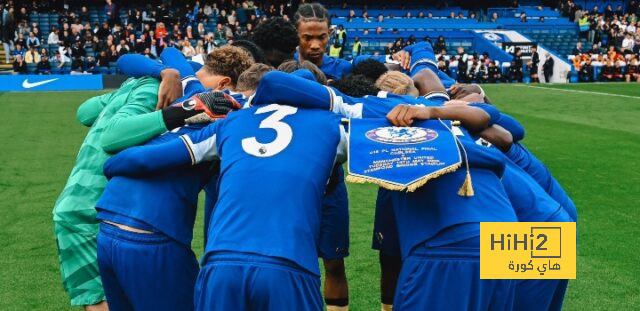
[97,50,110,67]
[182,40,196,57]
[70,56,85,74]
[26,31,40,48]
[488,61,502,82]
[71,41,86,59]
[434,35,447,54]
[40,48,49,58]
[13,54,27,74]
[53,51,66,70]
[14,32,27,48]
[25,46,40,64]
[467,60,479,82]
[86,56,97,72]
[622,33,635,51]
[476,61,489,82]
[601,60,615,81]
[195,40,205,55]
[105,0,118,26]
[543,52,554,82]
[48,27,60,45]
[578,59,594,82]
[437,59,451,77]
[155,22,169,45]
[384,42,393,55]
[390,38,404,54]
[520,12,527,23]
[214,23,227,46]
[37,55,52,74]
[490,12,499,23]
[626,57,640,82]
[12,43,27,58]
[197,23,207,39]
[362,10,371,23]
[572,42,584,56]
[109,44,119,61]
[116,39,130,56]
[96,22,110,40]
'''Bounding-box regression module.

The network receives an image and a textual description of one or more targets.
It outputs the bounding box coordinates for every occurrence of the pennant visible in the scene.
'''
[346,118,462,192]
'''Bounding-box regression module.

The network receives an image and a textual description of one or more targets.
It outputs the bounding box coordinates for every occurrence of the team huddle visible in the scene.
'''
[52,3,577,311]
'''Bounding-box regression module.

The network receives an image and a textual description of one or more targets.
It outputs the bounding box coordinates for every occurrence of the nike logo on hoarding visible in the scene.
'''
[22,78,59,89]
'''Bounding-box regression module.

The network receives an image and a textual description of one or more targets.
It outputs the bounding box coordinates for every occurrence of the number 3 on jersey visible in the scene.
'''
[242,104,298,157]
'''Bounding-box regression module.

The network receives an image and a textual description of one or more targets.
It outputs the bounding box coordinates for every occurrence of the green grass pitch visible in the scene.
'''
[0,83,639,310]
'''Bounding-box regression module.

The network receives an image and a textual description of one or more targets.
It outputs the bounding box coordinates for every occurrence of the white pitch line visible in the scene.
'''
[514,84,640,100]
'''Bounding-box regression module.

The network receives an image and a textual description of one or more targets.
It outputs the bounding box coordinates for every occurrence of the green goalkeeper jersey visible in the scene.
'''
[53,77,166,227]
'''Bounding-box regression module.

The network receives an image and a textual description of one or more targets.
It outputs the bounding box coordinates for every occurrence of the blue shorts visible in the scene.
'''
[514,207,573,311]
[393,236,515,311]
[371,188,401,257]
[195,252,323,311]
[97,222,199,311]
[318,167,349,260]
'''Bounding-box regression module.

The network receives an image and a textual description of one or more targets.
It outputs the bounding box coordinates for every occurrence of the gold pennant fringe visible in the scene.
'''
[345,174,407,191]
[405,162,462,192]
[346,162,462,192]
[457,171,475,197]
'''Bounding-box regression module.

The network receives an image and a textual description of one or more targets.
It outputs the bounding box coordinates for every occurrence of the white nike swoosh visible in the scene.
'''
[22,78,59,89]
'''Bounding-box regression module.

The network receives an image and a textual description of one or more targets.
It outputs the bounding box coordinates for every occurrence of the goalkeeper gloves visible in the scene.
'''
[162,91,242,130]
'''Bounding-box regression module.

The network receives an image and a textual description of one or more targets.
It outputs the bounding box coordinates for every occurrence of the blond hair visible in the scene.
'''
[375,71,414,95]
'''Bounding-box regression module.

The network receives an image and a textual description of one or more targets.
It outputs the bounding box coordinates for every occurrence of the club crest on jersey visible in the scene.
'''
[181,99,197,110]
[365,126,438,145]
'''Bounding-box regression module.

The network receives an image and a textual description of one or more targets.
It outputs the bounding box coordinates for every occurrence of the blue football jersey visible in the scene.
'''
[98,124,213,246]
[294,53,353,80]
[506,143,577,222]
[183,104,346,275]
[501,159,563,222]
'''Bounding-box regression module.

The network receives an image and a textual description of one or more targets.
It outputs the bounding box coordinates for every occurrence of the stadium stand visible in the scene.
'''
[1,0,638,83]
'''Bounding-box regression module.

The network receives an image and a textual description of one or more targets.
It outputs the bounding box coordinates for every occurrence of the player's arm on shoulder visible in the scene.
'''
[100,77,167,154]
[159,47,206,107]
[495,113,525,142]
[117,54,168,79]
[103,137,193,179]
[504,142,531,167]
[386,103,499,133]
[252,71,332,110]
[479,125,513,152]
[76,91,116,127]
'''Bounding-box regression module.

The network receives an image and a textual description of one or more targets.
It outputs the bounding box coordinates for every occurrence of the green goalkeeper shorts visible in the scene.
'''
[54,220,105,306]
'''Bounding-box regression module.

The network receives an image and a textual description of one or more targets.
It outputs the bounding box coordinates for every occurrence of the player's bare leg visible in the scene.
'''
[84,300,108,311]
[379,253,402,311]
[324,259,349,310]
